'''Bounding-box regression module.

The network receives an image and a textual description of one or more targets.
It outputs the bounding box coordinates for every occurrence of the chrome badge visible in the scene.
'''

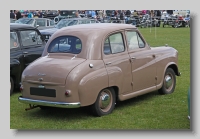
[38,85,45,88]
[38,73,46,76]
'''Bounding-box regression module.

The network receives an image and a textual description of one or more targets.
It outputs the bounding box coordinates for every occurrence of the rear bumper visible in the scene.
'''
[18,96,81,108]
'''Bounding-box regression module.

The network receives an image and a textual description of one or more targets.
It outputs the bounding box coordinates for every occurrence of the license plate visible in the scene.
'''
[30,87,56,97]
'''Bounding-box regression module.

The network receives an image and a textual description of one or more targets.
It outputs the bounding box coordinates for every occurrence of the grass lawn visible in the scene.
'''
[10,26,190,130]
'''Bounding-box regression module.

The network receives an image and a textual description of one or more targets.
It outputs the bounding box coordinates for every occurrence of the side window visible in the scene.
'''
[104,38,111,55]
[137,33,145,48]
[20,30,43,47]
[10,32,19,49]
[91,20,95,23]
[50,20,55,26]
[126,31,139,50]
[104,33,125,54]
[33,21,37,27]
[79,20,86,24]
[47,20,50,26]
[86,20,91,24]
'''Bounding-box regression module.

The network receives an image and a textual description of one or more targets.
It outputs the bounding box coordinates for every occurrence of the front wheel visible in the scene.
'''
[91,88,116,117]
[158,68,176,95]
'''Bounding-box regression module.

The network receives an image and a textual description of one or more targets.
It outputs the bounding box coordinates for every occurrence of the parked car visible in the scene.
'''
[43,10,59,20]
[18,23,181,117]
[10,23,46,95]
[39,18,100,42]
[10,18,16,23]
[15,18,55,30]
[53,10,76,24]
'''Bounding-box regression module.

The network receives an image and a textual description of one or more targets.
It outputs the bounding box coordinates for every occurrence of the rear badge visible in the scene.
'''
[38,73,46,76]
[38,85,45,88]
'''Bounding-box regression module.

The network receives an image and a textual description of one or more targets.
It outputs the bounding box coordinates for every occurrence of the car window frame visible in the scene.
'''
[19,29,44,49]
[102,30,128,58]
[47,35,82,54]
[10,30,20,51]
[125,29,147,53]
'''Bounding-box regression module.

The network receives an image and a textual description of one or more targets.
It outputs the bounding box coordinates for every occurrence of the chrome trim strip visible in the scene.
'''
[18,96,80,108]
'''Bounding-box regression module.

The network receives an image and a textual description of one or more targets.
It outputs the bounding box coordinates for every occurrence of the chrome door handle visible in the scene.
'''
[23,52,28,54]
[131,57,136,59]
[106,62,112,65]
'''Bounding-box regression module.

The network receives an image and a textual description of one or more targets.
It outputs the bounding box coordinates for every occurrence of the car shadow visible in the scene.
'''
[21,91,160,120]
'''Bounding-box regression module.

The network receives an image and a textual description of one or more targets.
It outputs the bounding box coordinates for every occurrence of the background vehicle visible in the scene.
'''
[10,23,46,95]
[15,18,55,30]
[53,10,76,24]
[39,18,100,42]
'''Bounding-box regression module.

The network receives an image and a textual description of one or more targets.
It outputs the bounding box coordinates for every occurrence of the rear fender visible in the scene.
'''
[78,68,108,106]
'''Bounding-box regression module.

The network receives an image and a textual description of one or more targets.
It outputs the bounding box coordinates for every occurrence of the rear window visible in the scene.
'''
[48,36,82,54]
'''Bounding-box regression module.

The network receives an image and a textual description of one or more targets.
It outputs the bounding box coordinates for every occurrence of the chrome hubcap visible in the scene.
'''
[165,75,172,89]
[99,90,112,112]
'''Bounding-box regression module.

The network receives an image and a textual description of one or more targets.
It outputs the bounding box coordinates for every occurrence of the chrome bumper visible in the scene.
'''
[18,96,81,108]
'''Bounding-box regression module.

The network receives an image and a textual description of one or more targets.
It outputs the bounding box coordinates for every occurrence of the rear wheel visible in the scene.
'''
[91,88,116,117]
[158,68,176,94]
[10,77,14,96]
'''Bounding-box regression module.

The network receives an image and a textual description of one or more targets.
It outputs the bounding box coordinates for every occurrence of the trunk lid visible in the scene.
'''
[23,54,86,85]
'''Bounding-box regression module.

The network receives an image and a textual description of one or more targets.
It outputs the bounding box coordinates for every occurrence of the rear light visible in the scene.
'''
[20,85,23,92]
[65,90,71,96]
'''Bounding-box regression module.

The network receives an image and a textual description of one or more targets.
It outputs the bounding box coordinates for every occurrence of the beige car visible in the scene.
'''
[18,23,181,117]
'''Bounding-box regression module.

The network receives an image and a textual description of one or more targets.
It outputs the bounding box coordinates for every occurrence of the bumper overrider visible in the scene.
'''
[18,96,81,108]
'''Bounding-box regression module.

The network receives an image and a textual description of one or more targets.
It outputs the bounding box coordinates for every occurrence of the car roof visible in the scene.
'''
[10,23,36,30]
[61,18,96,20]
[43,23,137,59]
[58,23,136,33]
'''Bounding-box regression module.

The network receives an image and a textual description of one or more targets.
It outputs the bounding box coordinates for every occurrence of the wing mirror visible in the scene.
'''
[36,25,39,28]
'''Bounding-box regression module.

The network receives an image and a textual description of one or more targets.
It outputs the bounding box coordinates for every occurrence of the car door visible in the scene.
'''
[19,29,45,68]
[10,30,24,84]
[125,30,157,92]
[103,31,133,94]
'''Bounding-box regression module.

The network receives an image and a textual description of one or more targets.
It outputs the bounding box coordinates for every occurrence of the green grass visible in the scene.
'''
[10,26,190,130]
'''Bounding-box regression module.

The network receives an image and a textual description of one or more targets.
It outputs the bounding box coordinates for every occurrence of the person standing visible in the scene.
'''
[75,11,81,18]
[91,10,96,19]
[10,10,15,19]
[27,10,33,18]
[15,10,22,20]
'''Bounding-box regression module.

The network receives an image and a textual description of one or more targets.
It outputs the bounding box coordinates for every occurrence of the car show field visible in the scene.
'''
[10,24,190,129]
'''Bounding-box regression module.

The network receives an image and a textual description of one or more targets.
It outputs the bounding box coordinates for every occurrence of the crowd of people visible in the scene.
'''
[10,10,175,20]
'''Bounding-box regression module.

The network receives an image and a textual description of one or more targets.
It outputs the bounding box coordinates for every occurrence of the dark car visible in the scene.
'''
[53,10,76,24]
[39,18,100,42]
[10,23,46,95]
[43,10,59,20]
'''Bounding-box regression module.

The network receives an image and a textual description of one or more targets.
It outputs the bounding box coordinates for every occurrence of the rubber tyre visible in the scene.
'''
[10,77,14,96]
[91,88,116,117]
[158,68,176,95]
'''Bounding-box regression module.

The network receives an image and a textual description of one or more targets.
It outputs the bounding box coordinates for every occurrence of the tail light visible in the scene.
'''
[65,90,71,96]
[20,85,23,92]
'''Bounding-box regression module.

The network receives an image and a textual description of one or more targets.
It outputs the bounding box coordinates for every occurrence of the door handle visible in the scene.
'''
[131,57,136,59]
[106,62,112,65]
[23,52,28,54]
